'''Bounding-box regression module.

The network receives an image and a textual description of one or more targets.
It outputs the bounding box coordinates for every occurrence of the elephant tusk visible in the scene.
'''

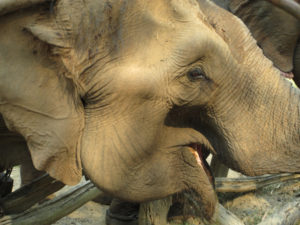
[0,0,51,16]
[267,0,300,20]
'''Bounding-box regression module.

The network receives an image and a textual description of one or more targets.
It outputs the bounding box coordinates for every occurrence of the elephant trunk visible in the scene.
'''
[254,78,300,174]
[222,63,300,176]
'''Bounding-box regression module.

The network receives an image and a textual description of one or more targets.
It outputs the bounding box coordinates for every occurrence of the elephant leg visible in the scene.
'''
[106,198,139,225]
[210,156,229,177]
[0,170,13,197]
[93,193,113,205]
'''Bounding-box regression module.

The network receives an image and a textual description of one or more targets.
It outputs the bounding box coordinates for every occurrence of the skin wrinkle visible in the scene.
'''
[0,102,72,120]
[78,52,112,88]
[112,124,134,167]
[123,124,145,161]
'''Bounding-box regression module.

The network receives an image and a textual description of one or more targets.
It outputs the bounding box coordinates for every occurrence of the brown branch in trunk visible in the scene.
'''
[267,0,300,20]
[0,0,50,16]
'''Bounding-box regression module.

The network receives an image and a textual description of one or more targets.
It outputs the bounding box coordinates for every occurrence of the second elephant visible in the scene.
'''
[213,0,300,85]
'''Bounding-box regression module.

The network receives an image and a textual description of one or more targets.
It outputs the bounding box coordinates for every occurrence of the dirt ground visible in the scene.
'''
[10,167,300,225]
[220,180,300,225]
[53,201,108,225]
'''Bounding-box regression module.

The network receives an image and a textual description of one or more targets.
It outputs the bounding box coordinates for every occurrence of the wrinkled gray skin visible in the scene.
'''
[213,0,300,86]
[0,0,300,219]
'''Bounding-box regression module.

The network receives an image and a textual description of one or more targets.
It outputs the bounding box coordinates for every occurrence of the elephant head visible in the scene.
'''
[1,0,300,220]
[219,0,300,85]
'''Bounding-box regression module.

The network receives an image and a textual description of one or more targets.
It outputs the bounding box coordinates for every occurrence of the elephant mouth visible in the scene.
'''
[188,143,215,186]
[280,71,294,79]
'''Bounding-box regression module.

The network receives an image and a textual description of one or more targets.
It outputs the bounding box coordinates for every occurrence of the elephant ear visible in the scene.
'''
[0,13,84,184]
[0,70,84,185]
[26,23,70,48]
[25,21,86,81]
[25,0,108,80]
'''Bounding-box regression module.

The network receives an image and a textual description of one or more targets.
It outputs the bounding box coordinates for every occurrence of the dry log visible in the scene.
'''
[258,199,300,225]
[210,204,245,225]
[0,174,64,214]
[0,0,50,16]
[0,181,102,225]
[215,173,300,193]
[267,0,300,20]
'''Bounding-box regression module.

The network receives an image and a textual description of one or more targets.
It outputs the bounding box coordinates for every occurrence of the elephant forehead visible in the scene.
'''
[114,0,207,53]
[113,22,224,69]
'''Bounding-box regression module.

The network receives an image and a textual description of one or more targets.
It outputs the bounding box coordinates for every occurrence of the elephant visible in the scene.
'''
[1,0,300,221]
[212,0,300,86]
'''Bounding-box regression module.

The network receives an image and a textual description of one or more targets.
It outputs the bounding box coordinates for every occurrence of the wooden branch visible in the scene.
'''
[258,199,300,225]
[0,174,64,214]
[267,0,300,20]
[210,204,245,225]
[0,181,102,225]
[215,173,300,193]
[0,0,50,16]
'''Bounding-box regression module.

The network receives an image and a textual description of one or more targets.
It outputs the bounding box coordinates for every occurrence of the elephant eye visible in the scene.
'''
[187,68,208,82]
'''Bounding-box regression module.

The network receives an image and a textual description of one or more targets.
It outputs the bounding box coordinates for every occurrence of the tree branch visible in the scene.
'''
[215,173,300,193]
